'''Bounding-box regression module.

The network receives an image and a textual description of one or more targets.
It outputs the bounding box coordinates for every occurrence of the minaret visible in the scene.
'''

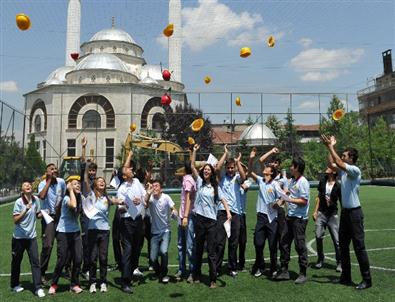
[65,0,81,66]
[168,0,182,83]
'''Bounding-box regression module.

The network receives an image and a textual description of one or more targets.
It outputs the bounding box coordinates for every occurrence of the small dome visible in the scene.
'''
[238,123,277,146]
[140,75,160,86]
[90,28,136,44]
[75,53,128,72]
[140,65,163,81]
[44,66,74,86]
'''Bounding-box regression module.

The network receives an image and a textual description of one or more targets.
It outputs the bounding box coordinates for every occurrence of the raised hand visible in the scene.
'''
[193,144,200,152]
[250,147,257,159]
[235,152,242,162]
[81,136,87,147]
[224,144,229,154]
[272,147,279,154]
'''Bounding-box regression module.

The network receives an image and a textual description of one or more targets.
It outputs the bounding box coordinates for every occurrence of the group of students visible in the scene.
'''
[10,134,373,297]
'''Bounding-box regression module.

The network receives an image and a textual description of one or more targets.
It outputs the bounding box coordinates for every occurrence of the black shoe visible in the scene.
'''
[122,285,133,294]
[334,277,352,285]
[355,280,372,290]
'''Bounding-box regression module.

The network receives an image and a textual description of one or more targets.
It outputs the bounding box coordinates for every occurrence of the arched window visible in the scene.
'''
[152,113,165,131]
[34,115,42,132]
[82,110,101,129]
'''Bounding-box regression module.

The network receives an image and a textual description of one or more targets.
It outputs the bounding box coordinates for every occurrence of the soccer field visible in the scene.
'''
[0,186,394,302]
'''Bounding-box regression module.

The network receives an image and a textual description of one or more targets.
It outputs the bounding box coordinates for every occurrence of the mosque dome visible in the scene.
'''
[90,28,136,44]
[139,73,161,87]
[44,66,74,86]
[238,123,277,146]
[75,53,128,72]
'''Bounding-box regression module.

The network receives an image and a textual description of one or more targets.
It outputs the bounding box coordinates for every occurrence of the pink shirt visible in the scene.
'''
[179,174,196,219]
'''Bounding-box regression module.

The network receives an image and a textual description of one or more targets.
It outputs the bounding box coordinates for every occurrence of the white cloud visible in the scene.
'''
[298,100,318,109]
[0,81,18,92]
[290,48,364,82]
[299,38,312,48]
[157,0,283,51]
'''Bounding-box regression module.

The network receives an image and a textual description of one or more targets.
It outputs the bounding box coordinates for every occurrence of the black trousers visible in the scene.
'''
[139,215,152,266]
[80,214,90,273]
[112,207,122,267]
[120,216,143,285]
[216,210,241,272]
[88,229,110,285]
[52,232,82,286]
[254,213,278,273]
[193,214,218,282]
[238,213,247,269]
[339,207,371,282]
[277,207,286,261]
[40,219,57,276]
[11,238,41,291]
[280,216,308,274]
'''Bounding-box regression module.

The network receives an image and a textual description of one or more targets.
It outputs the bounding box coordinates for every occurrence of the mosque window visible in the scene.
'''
[67,139,76,156]
[43,141,46,161]
[82,110,101,129]
[34,115,42,132]
[120,77,124,83]
[152,113,166,131]
[100,46,104,52]
[105,138,114,168]
[29,100,47,133]
[113,46,117,51]
[106,75,111,83]
[78,76,82,83]
[125,47,129,53]
[91,74,96,82]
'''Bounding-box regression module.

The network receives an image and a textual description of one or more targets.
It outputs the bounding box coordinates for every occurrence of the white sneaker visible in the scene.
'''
[133,268,143,277]
[89,283,97,293]
[162,276,170,283]
[100,283,107,293]
[12,285,24,293]
[36,288,46,298]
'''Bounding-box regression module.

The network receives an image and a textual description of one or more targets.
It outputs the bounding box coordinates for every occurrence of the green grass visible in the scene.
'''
[1,186,394,302]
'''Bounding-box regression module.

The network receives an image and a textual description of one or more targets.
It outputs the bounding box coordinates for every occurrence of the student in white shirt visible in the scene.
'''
[145,180,178,283]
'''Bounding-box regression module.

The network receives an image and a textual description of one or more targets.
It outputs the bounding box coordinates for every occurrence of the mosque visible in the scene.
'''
[23,0,183,180]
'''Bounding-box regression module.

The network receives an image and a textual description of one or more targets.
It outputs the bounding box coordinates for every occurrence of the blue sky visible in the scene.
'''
[1,0,394,127]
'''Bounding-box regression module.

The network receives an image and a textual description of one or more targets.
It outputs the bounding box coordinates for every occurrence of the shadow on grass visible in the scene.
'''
[310,274,356,286]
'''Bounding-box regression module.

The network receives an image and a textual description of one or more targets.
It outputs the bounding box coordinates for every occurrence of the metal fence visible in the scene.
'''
[1,91,394,191]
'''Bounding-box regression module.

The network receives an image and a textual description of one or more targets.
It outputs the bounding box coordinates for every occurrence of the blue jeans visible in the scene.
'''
[150,231,171,277]
[177,214,195,275]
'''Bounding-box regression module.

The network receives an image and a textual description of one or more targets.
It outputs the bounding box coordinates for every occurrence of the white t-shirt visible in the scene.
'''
[149,193,175,234]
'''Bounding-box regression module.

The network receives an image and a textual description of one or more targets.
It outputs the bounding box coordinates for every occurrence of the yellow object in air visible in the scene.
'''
[16,13,31,31]
[267,35,275,47]
[188,137,195,145]
[163,23,174,37]
[130,123,137,132]
[204,76,211,84]
[235,96,241,106]
[240,47,251,58]
[191,118,204,132]
[332,109,345,121]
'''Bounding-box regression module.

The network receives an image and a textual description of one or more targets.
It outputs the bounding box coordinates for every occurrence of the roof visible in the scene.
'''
[90,27,136,44]
[295,124,320,132]
[75,53,128,72]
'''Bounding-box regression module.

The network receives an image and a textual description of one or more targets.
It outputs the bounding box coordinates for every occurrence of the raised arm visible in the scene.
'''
[144,182,153,208]
[66,183,77,209]
[235,152,246,182]
[248,148,258,182]
[321,134,346,171]
[191,144,200,178]
[259,147,279,166]
[216,144,229,172]
[83,160,92,195]
[123,150,133,168]
[38,172,53,200]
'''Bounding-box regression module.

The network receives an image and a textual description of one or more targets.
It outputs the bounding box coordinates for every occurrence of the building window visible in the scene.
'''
[36,141,40,150]
[82,110,101,129]
[67,139,76,156]
[43,141,46,161]
[106,75,110,83]
[34,115,41,132]
[105,138,114,168]
[152,113,165,131]
[91,74,96,82]
[100,46,104,52]
[113,46,117,51]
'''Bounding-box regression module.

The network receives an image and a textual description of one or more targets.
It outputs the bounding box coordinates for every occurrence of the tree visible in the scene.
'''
[265,114,282,138]
[278,109,302,159]
[0,136,24,189]
[320,95,346,135]
[163,103,214,157]
[23,134,46,181]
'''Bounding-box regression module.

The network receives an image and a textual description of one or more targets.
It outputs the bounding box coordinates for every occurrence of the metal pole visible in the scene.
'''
[367,113,374,179]
[0,102,3,138]
[230,92,233,144]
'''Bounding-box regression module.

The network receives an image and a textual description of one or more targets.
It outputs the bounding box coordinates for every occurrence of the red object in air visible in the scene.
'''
[161,93,172,106]
[70,52,79,60]
[162,69,171,81]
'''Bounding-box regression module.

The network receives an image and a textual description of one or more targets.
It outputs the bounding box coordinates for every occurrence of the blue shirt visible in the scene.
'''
[13,196,41,239]
[38,178,66,215]
[256,176,281,222]
[218,173,242,214]
[340,164,361,208]
[87,191,110,231]
[56,195,80,233]
[194,176,218,221]
[287,176,310,219]
[149,193,175,234]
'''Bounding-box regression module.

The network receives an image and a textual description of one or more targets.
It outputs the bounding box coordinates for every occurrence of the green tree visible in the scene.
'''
[23,134,46,182]
[279,109,302,159]
[0,136,24,189]
[320,95,346,135]
[264,114,282,138]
